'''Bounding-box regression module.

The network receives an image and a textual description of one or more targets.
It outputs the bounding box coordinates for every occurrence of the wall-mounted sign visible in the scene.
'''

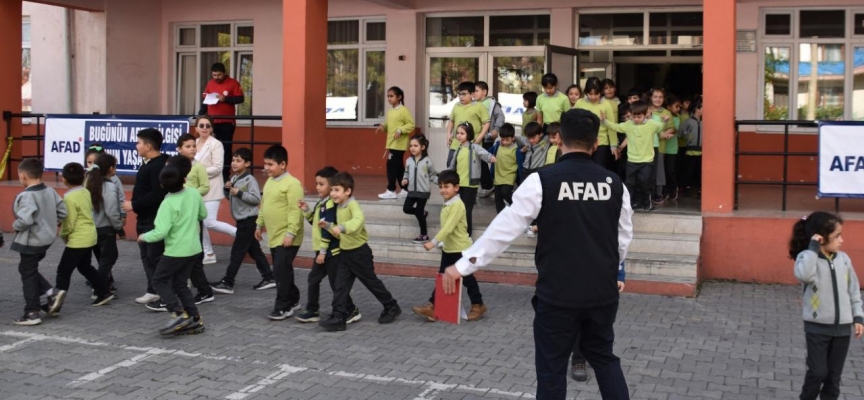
[736,30,756,53]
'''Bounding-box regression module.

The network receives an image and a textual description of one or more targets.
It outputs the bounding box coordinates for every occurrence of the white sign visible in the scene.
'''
[818,122,864,198]
[326,96,358,120]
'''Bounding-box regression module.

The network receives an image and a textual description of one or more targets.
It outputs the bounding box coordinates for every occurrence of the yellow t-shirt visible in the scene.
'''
[382,106,415,151]
[575,98,618,147]
[256,172,305,249]
[455,145,475,188]
[449,102,489,150]
[494,145,518,186]
[536,91,570,124]
[604,120,663,164]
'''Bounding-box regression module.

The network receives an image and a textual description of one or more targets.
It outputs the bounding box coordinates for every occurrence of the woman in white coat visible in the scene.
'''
[195,115,237,264]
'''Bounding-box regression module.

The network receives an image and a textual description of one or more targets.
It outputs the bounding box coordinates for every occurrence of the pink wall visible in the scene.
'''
[105,0,161,114]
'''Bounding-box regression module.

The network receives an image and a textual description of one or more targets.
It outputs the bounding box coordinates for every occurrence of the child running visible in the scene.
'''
[412,170,486,322]
[401,134,438,243]
[446,122,496,237]
[86,143,125,239]
[210,148,275,294]
[319,172,401,331]
[791,212,863,399]
[377,86,415,200]
[295,166,358,323]
[11,159,66,326]
[603,101,664,211]
[138,162,208,335]
[85,154,123,299]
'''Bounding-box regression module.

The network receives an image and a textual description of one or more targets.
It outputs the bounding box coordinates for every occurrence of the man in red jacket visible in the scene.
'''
[198,62,245,182]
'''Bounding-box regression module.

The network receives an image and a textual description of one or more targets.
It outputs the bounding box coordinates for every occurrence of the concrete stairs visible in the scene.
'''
[283,198,701,297]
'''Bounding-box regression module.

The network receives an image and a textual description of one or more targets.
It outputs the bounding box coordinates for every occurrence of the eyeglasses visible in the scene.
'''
[198,124,212,129]
[88,145,103,151]
[458,92,471,97]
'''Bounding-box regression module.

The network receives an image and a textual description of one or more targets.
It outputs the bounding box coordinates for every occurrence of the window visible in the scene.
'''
[327,18,386,123]
[760,8,864,122]
[22,18,31,114]
[426,13,550,48]
[578,10,703,48]
[173,23,254,116]
[489,15,550,46]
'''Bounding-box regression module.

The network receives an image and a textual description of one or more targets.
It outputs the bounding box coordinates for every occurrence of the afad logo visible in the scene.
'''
[51,136,83,153]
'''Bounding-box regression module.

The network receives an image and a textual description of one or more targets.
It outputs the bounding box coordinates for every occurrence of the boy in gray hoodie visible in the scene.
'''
[12,158,67,326]
[210,148,274,294]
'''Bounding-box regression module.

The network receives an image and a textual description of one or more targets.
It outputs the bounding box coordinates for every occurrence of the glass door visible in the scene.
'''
[427,54,484,169]
[579,62,613,88]
[491,53,545,135]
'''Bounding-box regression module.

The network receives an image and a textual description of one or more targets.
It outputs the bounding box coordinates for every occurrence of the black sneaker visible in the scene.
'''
[294,309,320,323]
[346,307,362,324]
[92,293,115,307]
[109,286,118,299]
[13,312,42,326]
[267,309,293,320]
[378,304,401,324]
[253,279,276,291]
[173,315,205,336]
[194,293,215,305]
[48,290,67,316]
[319,314,347,331]
[145,301,168,312]
[211,281,234,295]
[159,312,192,336]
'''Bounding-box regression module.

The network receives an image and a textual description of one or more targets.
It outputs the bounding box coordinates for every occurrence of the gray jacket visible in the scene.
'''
[680,118,702,150]
[93,179,123,233]
[109,175,126,218]
[447,143,494,186]
[482,97,505,142]
[523,136,550,171]
[12,183,67,254]
[228,172,262,221]
[794,241,864,336]
[402,156,439,198]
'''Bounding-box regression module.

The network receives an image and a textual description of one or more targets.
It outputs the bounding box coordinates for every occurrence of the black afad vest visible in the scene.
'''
[534,152,623,309]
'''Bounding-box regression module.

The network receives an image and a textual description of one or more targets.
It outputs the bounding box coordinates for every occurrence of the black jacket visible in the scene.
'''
[131,153,169,231]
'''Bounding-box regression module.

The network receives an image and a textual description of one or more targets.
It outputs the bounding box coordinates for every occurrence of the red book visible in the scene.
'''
[434,274,462,324]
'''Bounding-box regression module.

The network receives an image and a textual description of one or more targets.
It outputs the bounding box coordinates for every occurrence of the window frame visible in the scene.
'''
[424,10,551,49]
[172,21,254,119]
[757,7,864,131]
[575,7,704,51]
[326,16,386,126]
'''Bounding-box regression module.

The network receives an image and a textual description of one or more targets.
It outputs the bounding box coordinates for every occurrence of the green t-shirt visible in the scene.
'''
[256,172,305,249]
[522,109,537,130]
[434,197,472,253]
[60,187,97,249]
[575,98,618,147]
[333,198,368,251]
[536,91,570,124]
[449,102,489,150]
[186,161,210,197]
[382,105,415,151]
[455,145,475,188]
[605,120,663,164]
[651,108,676,154]
[494,145,518,186]
[141,188,207,257]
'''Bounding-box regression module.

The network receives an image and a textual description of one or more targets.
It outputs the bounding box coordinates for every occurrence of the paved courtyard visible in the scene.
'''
[0,237,861,399]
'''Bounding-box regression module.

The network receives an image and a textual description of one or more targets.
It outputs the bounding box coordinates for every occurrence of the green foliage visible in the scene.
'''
[797,105,844,121]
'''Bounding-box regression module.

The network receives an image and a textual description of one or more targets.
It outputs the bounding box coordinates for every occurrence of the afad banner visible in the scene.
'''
[818,121,864,198]
[44,116,189,175]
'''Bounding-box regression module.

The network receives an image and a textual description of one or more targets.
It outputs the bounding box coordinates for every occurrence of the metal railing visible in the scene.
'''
[733,120,843,212]
[2,112,282,180]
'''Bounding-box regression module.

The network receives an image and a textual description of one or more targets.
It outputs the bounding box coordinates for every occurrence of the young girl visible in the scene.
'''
[602,79,621,123]
[790,212,864,400]
[679,99,702,198]
[86,143,126,239]
[565,84,582,108]
[575,79,618,171]
[378,86,415,200]
[85,154,123,297]
[521,91,540,132]
[401,134,438,244]
[647,88,674,204]
[446,122,496,237]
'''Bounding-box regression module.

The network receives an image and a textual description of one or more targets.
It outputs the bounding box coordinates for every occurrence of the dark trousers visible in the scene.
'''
[137,227,164,295]
[616,134,628,181]
[571,329,585,365]
[494,184,514,213]
[459,186,478,236]
[403,197,428,235]
[272,245,301,312]
[626,162,653,208]
[19,252,51,314]
[676,146,687,184]
[223,218,272,286]
[479,141,494,190]
[93,232,118,285]
[151,254,199,316]
[386,149,405,192]
[332,244,397,316]
[56,247,108,296]
[190,222,212,297]
[592,145,613,171]
[681,154,702,190]
[306,252,354,312]
[429,252,483,305]
[663,153,677,196]
[800,333,851,400]
[213,122,236,183]
[533,298,629,400]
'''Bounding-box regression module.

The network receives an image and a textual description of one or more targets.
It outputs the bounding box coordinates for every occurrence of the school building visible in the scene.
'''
[3,0,864,293]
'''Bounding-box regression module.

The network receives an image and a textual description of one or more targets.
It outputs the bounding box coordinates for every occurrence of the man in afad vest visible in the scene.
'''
[442,108,634,399]
[198,62,245,183]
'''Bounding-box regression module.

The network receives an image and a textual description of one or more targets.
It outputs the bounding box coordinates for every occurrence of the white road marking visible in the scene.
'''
[0,337,41,352]
[225,364,306,400]
[68,349,166,387]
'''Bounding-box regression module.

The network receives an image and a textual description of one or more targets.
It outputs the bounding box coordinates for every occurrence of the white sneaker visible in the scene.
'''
[135,293,160,304]
[203,253,217,265]
[478,189,494,198]
[397,190,408,198]
[525,228,536,238]
[378,190,398,199]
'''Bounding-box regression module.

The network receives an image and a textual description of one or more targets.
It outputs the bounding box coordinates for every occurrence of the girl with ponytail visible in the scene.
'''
[86,154,123,295]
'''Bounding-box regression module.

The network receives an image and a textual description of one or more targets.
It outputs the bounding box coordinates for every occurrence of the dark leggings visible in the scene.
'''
[459,186,478,237]
[402,196,428,235]
[386,149,405,192]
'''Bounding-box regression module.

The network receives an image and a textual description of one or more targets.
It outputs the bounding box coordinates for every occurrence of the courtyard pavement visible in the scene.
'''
[0,236,861,399]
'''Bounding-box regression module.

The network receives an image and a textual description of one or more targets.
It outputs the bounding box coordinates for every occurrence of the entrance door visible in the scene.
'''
[579,62,613,88]
[491,53,545,135]
[427,54,484,169]
[545,45,579,89]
